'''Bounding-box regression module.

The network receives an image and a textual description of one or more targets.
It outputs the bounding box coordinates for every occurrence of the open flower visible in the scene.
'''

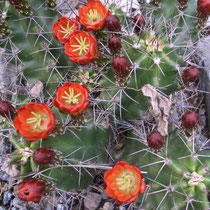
[78,0,110,31]
[53,17,79,44]
[18,178,46,203]
[52,82,89,118]
[64,31,97,64]
[13,103,55,142]
[104,161,146,204]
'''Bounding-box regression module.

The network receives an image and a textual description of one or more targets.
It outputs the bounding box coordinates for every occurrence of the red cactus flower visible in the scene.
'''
[52,82,89,118]
[33,147,55,165]
[147,132,164,150]
[133,14,146,29]
[182,111,199,130]
[53,17,79,44]
[197,0,210,16]
[18,178,46,203]
[13,103,55,142]
[105,15,121,32]
[104,161,146,205]
[64,31,98,64]
[108,36,122,53]
[182,66,199,83]
[112,56,130,79]
[78,0,111,31]
[0,99,16,119]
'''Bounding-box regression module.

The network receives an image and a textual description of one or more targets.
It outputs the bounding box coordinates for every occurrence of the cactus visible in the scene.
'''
[116,125,209,209]
[0,0,209,208]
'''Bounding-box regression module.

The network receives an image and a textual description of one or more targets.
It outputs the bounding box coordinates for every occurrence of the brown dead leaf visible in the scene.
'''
[142,84,172,136]
[2,158,20,177]
[30,81,43,98]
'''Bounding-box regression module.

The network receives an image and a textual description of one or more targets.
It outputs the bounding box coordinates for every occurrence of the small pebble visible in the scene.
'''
[103,202,114,210]
[3,191,13,205]
[0,172,9,182]
[56,204,68,210]
[84,192,102,210]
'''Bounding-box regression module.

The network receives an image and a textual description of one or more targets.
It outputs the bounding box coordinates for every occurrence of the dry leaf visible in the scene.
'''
[2,158,20,177]
[30,81,43,98]
[142,84,172,136]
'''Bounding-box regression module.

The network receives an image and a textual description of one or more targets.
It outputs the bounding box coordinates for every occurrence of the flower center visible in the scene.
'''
[116,174,136,191]
[71,36,90,56]
[24,189,30,195]
[27,112,44,130]
[58,21,74,38]
[87,9,101,24]
[62,88,81,105]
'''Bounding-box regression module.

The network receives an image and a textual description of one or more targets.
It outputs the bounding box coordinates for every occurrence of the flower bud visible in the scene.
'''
[147,132,164,150]
[178,0,189,8]
[105,15,121,32]
[197,0,210,17]
[108,36,122,53]
[182,111,199,129]
[182,66,199,83]
[18,178,46,203]
[33,147,55,165]
[0,99,16,119]
[133,14,146,29]
[112,56,130,79]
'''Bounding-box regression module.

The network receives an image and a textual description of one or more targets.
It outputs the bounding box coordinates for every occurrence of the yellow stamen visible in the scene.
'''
[71,36,90,56]
[58,21,74,38]
[26,111,42,129]
[87,9,101,24]
[116,174,136,191]
[62,88,81,105]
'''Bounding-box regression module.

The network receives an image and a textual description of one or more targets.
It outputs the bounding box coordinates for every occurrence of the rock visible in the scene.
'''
[0,172,9,182]
[101,191,108,200]
[3,191,13,205]
[56,204,68,210]
[84,192,102,210]
[103,202,114,210]
[0,207,7,210]
[197,36,210,134]
[10,197,27,209]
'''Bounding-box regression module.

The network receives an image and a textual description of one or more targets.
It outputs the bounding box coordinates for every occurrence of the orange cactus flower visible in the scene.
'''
[52,17,79,44]
[104,161,146,205]
[52,82,89,118]
[64,31,98,64]
[78,0,111,31]
[13,103,55,142]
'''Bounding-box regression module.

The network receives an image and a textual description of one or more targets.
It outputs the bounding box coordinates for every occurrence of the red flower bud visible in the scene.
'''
[33,147,55,165]
[197,0,210,17]
[105,15,121,32]
[18,178,46,203]
[178,0,189,8]
[147,132,164,150]
[0,99,16,119]
[133,14,146,29]
[182,111,199,129]
[112,56,130,79]
[108,36,122,53]
[182,66,199,83]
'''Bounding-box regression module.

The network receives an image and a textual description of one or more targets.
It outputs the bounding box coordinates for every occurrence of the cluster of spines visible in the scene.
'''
[8,0,31,16]
[0,17,10,38]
